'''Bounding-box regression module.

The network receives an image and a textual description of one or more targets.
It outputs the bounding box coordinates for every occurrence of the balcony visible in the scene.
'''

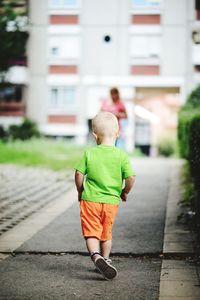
[0,101,26,116]
[0,84,26,116]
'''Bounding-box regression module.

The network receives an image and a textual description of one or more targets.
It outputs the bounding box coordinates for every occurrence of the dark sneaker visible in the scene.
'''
[94,256,117,280]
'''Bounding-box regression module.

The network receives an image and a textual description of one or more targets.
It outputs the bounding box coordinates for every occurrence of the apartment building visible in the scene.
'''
[1,0,200,153]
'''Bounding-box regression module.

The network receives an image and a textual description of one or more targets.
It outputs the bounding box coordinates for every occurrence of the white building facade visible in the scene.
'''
[25,0,200,152]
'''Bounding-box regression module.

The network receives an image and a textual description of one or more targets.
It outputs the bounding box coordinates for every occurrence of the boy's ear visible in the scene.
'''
[92,132,97,140]
[116,129,120,138]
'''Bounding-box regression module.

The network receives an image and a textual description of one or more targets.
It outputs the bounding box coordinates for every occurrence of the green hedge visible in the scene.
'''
[178,110,200,159]
[0,118,41,141]
[178,85,200,219]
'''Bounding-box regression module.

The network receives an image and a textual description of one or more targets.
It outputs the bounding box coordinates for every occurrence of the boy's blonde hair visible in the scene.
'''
[92,112,119,138]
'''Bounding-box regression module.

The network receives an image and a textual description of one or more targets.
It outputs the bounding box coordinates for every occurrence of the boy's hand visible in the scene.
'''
[121,176,135,202]
[121,191,128,202]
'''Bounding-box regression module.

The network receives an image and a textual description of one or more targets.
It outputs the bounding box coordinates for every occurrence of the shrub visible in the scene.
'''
[184,84,200,109]
[178,110,197,158]
[8,118,40,140]
[181,162,196,208]
[0,125,8,141]
[188,114,200,214]
[157,135,177,157]
[178,84,200,222]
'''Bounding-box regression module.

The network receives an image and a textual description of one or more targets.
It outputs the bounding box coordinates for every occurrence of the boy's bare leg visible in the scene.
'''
[100,240,112,259]
[87,238,117,279]
[85,237,101,260]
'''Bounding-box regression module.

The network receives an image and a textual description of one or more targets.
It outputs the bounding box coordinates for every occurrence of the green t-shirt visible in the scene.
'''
[75,144,135,204]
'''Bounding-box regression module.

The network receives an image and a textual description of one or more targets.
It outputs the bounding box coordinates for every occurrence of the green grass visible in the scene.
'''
[0,138,144,171]
[0,138,87,170]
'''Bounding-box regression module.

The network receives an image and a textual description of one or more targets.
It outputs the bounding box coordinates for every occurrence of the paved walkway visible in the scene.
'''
[0,159,199,299]
[0,164,73,236]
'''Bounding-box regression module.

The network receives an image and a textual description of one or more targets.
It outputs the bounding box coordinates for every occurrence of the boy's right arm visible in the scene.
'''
[75,170,84,201]
[121,176,135,202]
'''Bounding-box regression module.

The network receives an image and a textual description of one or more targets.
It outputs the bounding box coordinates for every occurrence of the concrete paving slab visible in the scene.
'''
[160,268,198,281]
[162,260,196,269]
[0,189,76,254]
[163,242,194,253]
[0,164,73,236]
[159,281,200,297]
[164,233,194,242]
[159,297,200,300]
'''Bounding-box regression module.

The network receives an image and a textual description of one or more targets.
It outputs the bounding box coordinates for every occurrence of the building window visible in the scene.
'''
[49,36,80,60]
[51,47,59,56]
[51,88,59,107]
[0,85,22,102]
[49,87,77,112]
[49,0,80,9]
[194,65,200,72]
[192,29,200,44]
[63,87,76,106]
[131,0,162,9]
[130,35,161,58]
[63,0,78,6]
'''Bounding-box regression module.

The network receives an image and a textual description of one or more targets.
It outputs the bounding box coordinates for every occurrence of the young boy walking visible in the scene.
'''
[75,112,135,280]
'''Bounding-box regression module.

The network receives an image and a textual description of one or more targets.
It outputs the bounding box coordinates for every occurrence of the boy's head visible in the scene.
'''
[92,112,119,143]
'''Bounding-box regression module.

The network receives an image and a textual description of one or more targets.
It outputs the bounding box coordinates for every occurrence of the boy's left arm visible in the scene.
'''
[121,152,136,201]
[121,175,135,202]
[75,170,84,201]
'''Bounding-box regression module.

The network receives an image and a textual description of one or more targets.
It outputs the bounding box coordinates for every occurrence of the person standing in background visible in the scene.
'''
[101,87,128,147]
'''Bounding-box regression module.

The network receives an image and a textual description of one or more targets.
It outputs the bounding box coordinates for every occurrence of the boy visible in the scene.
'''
[75,112,135,280]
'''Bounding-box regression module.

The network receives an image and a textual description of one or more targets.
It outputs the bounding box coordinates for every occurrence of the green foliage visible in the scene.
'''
[0,124,7,141]
[177,110,199,158]
[180,162,196,208]
[178,83,200,159]
[0,0,28,73]
[157,135,177,157]
[0,138,87,170]
[8,118,41,140]
[178,84,200,220]
[183,84,200,110]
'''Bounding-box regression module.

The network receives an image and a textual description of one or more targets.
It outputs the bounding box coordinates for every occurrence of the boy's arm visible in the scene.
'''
[121,176,135,202]
[75,170,84,201]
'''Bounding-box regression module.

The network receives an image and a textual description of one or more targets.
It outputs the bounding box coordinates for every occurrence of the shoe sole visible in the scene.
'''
[95,257,117,280]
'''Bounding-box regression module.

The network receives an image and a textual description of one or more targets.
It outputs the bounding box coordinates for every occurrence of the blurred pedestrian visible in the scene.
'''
[101,87,127,126]
[75,112,135,280]
[101,87,127,147]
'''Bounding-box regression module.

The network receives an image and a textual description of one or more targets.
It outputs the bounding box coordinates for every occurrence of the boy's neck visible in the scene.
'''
[97,137,116,146]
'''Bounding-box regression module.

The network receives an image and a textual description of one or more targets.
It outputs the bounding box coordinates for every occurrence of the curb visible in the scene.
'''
[159,159,200,299]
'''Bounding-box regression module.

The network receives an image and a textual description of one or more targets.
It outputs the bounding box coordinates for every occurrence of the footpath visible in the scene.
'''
[0,159,199,300]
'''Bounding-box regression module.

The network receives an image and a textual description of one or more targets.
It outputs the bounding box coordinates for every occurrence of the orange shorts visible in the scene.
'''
[80,200,119,241]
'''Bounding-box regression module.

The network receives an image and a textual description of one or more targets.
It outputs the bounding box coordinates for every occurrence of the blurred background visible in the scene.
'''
[0,0,200,158]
